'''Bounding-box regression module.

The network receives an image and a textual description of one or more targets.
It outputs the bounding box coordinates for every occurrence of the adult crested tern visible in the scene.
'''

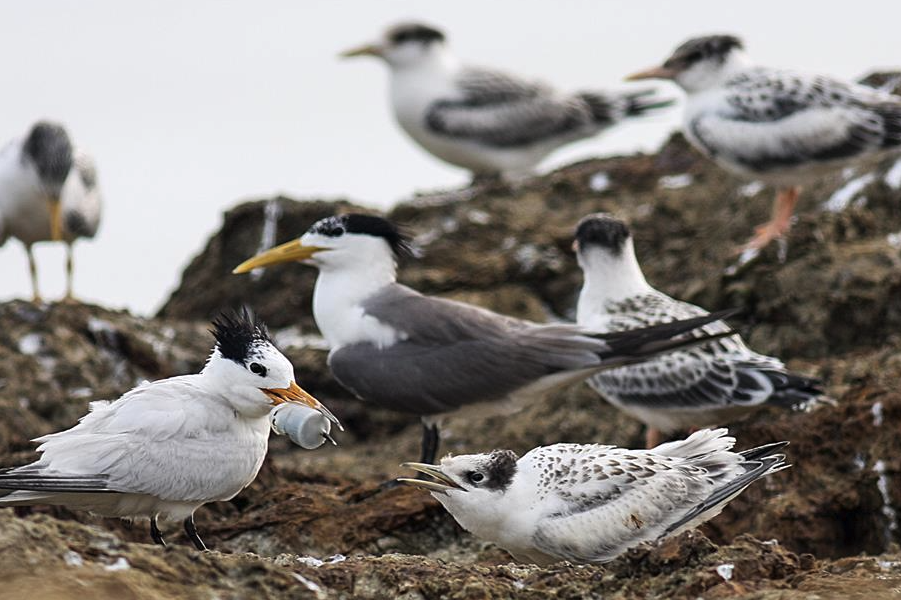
[0,121,102,301]
[0,309,340,550]
[234,213,738,464]
[628,35,901,250]
[574,214,823,447]
[342,22,673,181]
[400,428,788,565]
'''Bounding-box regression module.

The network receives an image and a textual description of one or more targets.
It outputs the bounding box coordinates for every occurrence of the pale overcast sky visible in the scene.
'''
[0,1,898,313]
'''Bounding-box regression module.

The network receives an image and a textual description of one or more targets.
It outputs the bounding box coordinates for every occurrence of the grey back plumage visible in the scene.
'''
[328,284,606,414]
[690,68,901,174]
[425,68,664,148]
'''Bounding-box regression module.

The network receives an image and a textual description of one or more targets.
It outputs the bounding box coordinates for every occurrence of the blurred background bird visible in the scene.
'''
[342,21,673,183]
[628,34,901,251]
[0,121,101,302]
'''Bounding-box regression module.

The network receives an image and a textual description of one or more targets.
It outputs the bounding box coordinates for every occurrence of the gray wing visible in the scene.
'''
[62,150,101,239]
[424,67,597,148]
[587,292,813,411]
[328,284,606,415]
[528,434,737,563]
[690,68,901,172]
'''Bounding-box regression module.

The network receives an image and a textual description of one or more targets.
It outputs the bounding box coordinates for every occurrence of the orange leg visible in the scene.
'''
[645,428,663,449]
[742,186,801,251]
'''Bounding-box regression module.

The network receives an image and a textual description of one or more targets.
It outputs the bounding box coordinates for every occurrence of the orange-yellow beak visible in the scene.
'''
[340,43,384,59]
[232,240,327,274]
[261,381,343,430]
[626,66,676,81]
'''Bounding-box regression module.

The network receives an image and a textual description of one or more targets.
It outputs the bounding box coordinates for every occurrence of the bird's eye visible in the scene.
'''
[249,362,267,377]
[467,472,484,484]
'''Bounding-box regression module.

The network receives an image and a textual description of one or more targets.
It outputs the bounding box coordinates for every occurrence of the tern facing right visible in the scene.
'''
[574,214,823,447]
[0,309,340,550]
[401,428,788,565]
[0,121,102,301]
[628,35,901,251]
[342,22,672,181]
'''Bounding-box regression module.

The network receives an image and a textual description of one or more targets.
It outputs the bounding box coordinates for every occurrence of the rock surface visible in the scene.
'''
[4,126,901,597]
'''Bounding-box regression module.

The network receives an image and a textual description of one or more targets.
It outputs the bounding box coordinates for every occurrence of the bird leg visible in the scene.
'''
[63,243,75,301]
[150,516,166,547]
[183,515,207,551]
[25,245,41,303]
[645,428,663,449]
[419,421,441,468]
[741,186,801,251]
[47,198,63,242]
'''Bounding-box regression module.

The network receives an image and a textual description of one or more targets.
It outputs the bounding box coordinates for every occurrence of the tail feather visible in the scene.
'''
[877,102,901,147]
[577,88,675,125]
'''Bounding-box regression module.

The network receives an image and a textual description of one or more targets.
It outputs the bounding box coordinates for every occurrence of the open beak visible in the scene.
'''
[626,66,676,81]
[397,462,466,494]
[232,240,327,274]
[340,43,384,59]
[48,199,63,241]
[262,381,344,431]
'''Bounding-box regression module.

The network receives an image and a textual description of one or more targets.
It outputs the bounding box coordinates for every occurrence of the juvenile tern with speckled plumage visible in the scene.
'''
[342,22,672,181]
[400,428,788,565]
[573,214,823,447]
[0,309,340,550]
[629,35,901,251]
[233,213,739,465]
[0,121,102,301]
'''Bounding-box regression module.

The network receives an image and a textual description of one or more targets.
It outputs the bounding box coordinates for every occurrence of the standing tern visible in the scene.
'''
[341,22,672,181]
[0,309,340,550]
[574,214,823,447]
[234,213,738,465]
[0,121,102,301]
[628,35,901,250]
[400,428,788,565]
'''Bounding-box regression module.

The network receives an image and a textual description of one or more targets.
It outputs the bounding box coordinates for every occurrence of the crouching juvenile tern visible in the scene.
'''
[628,35,901,251]
[400,428,788,565]
[0,121,102,301]
[574,213,823,447]
[234,213,738,465]
[342,22,672,181]
[0,309,340,550]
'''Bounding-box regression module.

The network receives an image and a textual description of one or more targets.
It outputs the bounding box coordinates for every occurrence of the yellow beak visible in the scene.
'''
[626,66,676,81]
[340,43,383,59]
[397,462,466,493]
[48,199,63,241]
[261,381,343,430]
[232,240,326,274]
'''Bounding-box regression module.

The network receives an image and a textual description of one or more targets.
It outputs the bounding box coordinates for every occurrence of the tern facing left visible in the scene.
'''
[628,35,901,251]
[400,429,788,565]
[342,22,672,181]
[0,309,340,550]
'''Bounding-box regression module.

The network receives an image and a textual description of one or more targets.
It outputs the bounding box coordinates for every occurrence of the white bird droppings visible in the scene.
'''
[467,209,491,225]
[17,333,42,356]
[716,563,735,581]
[103,557,131,571]
[64,550,84,567]
[884,158,901,190]
[739,181,765,197]
[252,199,283,281]
[872,402,884,427]
[823,173,875,212]
[658,174,693,189]
[874,460,899,541]
[589,172,611,192]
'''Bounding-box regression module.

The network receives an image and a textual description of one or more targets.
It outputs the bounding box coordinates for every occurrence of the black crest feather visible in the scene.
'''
[210,307,272,363]
[575,213,631,255]
[387,22,446,46]
[665,34,744,70]
[309,214,414,258]
[484,449,519,491]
